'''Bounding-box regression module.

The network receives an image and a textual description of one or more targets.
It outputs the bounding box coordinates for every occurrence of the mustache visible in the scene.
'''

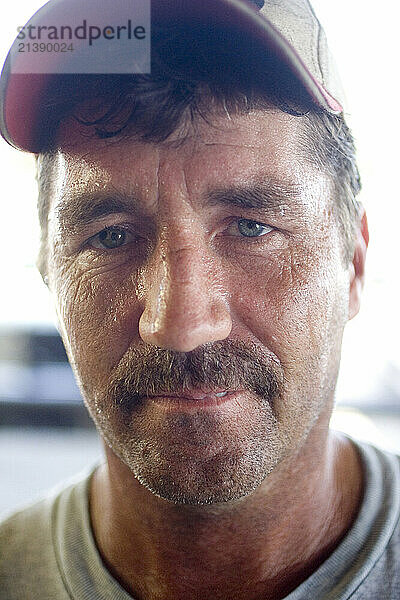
[106,339,284,409]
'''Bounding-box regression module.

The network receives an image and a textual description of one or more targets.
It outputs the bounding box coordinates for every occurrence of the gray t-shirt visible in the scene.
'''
[0,436,399,599]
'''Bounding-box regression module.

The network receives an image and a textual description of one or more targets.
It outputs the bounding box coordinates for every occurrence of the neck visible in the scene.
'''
[89,428,363,600]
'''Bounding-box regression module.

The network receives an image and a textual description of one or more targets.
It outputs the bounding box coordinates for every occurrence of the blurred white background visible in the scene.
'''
[0,1,399,514]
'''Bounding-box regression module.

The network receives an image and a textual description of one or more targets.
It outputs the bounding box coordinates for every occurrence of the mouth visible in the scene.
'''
[144,388,240,408]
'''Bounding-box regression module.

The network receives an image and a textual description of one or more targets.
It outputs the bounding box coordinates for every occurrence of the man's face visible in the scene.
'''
[45,109,353,504]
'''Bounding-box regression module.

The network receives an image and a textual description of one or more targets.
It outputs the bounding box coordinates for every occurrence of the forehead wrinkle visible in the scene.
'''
[53,173,307,234]
[52,149,155,232]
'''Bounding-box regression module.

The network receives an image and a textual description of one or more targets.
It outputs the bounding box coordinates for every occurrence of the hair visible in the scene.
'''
[36,21,361,275]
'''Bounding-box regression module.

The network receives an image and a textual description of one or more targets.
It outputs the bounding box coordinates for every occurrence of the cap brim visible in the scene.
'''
[0,0,342,153]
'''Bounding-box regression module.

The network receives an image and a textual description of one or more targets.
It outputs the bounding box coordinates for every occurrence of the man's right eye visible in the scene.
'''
[88,226,135,250]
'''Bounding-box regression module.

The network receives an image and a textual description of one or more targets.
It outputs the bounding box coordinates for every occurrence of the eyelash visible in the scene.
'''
[87,219,274,251]
[87,225,138,250]
[224,219,274,240]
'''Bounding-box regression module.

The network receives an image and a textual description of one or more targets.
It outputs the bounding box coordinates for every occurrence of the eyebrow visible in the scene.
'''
[56,178,303,231]
[56,191,143,231]
[206,179,303,212]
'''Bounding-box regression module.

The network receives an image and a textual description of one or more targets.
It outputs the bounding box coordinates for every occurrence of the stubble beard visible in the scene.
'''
[84,340,300,505]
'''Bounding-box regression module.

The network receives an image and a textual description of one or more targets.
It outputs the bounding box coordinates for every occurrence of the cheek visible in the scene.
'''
[229,239,349,432]
[230,241,348,368]
[51,257,143,386]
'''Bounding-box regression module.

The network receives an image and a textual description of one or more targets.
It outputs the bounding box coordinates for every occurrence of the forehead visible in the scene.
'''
[46,109,330,217]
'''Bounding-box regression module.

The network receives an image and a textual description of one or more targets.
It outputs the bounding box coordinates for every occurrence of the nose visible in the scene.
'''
[138,240,232,352]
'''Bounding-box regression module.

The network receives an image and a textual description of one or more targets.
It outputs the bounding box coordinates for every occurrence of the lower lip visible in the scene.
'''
[146,391,240,409]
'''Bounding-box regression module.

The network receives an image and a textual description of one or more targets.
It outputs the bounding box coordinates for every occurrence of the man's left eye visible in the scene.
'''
[89,227,135,250]
[227,219,273,238]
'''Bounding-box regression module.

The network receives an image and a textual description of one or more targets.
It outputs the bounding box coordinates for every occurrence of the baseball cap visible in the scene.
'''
[0,0,346,153]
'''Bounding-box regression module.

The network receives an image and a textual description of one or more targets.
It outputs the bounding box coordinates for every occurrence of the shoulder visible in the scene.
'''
[0,468,96,600]
[350,439,400,599]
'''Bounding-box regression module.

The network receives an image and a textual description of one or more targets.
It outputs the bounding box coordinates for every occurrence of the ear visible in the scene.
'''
[348,208,369,321]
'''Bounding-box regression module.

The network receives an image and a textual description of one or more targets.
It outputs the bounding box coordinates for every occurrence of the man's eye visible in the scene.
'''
[89,227,135,250]
[228,219,273,238]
